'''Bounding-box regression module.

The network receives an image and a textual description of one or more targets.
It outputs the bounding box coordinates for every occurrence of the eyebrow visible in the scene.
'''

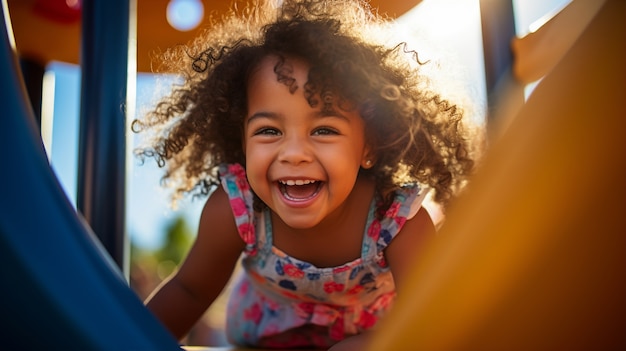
[246,110,351,124]
[246,111,279,126]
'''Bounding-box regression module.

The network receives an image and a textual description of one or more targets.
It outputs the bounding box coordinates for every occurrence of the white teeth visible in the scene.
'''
[280,179,316,186]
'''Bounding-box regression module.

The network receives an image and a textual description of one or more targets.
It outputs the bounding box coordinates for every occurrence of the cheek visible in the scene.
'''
[244,141,265,165]
[244,148,268,189]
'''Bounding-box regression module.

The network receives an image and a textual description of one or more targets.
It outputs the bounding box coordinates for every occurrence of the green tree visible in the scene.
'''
[154,216,194,278]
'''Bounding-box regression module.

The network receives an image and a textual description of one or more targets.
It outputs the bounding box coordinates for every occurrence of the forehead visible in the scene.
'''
[248,55,310,92]
[246,54,358,116]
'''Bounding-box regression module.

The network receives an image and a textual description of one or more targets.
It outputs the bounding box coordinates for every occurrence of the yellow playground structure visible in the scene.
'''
[1,0,623,350]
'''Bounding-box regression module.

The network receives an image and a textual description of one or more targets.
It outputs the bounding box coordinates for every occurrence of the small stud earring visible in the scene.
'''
[365,160,372,167]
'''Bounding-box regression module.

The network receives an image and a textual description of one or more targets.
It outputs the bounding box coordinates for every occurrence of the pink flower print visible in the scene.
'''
[395,216,407,227]
[238,279,250,295]
[356,310,377,329]
[227,164,250,191]
[230,197,248,217]
[329,316,345,340]
[368,219,381,241]
[310,305,340,326]
[332,265,351,274]
[228,163,245,177]
[296,302,315,317]
[385,202,401,218]
[283,264,305,279]
[323,281,345,294]
[244,303,263,324]
[236,176,250,192]
[237,223,255,245]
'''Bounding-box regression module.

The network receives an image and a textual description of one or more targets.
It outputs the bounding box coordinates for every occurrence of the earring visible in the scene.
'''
[365,159,372,167]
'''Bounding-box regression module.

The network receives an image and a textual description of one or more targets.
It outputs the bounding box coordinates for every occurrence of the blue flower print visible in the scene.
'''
[359,273,375,286]
[275,260,284,276]
[307,272,321,280]
[349,266,363,280]
[376,229,393,251]
[279,280,297,291]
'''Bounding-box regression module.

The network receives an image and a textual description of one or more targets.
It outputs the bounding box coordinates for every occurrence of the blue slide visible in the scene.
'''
[0,5,180,351]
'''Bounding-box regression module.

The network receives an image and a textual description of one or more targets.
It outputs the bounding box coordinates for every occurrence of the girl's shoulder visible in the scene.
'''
[385,184,428,221]
[366,184,429,254]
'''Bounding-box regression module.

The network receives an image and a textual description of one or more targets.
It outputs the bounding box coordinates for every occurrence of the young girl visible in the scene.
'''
[134,0,480,349]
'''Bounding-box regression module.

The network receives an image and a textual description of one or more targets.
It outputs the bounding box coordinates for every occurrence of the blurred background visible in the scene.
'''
[6,0,570,346]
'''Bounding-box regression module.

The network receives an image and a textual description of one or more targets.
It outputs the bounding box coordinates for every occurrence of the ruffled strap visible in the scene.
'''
[366,185,429,257]
[219,163,257,255]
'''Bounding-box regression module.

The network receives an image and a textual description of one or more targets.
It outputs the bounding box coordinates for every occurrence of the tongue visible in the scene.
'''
[284,183,318,200]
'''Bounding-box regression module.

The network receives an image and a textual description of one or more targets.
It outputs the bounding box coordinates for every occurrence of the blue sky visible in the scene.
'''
[46,62,203,250]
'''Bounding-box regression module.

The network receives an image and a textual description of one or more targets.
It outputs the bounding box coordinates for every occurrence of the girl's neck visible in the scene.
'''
[270,175,376,267]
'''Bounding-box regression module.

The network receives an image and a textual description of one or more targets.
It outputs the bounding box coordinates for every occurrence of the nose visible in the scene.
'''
[277,134,314,165]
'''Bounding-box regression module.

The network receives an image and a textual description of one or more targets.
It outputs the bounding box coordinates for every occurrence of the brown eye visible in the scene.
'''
[254,127,281,136]
[312,127,339,136]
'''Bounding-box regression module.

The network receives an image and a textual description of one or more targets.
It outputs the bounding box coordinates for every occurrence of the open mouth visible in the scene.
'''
[278,179,322,201]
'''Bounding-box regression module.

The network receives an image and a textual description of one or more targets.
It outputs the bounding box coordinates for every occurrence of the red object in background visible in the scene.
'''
[33,0,81,24]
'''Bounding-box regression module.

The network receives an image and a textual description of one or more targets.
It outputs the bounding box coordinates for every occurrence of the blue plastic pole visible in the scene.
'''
[479,0,516,94]
[77,0,133,278]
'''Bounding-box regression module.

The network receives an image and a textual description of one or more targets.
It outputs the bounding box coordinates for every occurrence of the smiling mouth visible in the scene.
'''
[278,179,322,201]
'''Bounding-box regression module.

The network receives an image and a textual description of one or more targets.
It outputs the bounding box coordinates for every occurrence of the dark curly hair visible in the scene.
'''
[132,0,482,216]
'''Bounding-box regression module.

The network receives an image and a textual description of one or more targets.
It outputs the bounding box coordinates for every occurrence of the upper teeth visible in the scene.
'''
[280,179,316,186]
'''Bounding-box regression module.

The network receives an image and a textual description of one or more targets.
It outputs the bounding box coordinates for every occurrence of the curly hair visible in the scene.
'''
[132,0,481,215]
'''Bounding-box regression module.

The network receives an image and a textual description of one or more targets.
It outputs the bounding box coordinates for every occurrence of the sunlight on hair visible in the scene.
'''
[396,0,486,127]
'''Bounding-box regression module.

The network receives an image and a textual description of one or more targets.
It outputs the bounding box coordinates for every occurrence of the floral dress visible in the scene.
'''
[219,163,427,348]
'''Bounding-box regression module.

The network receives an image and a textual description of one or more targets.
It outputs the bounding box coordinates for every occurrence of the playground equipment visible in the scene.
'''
[0,1,181,349]
[369,0,626,349]
[1,0,624,350]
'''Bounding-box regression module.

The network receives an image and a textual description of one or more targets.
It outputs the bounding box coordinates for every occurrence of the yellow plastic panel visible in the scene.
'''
[368,0,626,349]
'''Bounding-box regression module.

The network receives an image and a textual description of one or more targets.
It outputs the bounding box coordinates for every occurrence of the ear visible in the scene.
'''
[361,146,376,169]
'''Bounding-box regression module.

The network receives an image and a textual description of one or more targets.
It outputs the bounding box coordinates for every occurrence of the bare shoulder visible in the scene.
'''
[174,186,245,294]
[384,207,436,291]
[198,186,238,231]
[195,185,244,257]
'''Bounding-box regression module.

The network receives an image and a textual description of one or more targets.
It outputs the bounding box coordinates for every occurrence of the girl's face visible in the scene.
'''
[244,55,371,229]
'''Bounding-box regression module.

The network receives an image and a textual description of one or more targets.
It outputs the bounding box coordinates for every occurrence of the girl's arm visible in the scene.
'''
[385,206,437,289]
[144,186,245,341]
[329,207,436,351]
